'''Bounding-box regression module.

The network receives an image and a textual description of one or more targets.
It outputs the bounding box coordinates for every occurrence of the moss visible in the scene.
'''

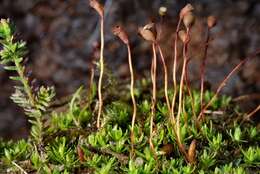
[0,81,259,173]
[0,3,260,173]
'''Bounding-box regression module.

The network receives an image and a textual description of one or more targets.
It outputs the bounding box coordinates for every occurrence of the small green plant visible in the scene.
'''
[0,19,55,144]
[47,137,77,169]
[241,147,260,166]
[0,2,260,174]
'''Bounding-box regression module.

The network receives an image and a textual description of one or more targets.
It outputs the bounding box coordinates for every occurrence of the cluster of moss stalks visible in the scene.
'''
[0,1,260,174]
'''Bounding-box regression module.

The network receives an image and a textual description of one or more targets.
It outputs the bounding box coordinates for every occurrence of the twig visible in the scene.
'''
[233,93,260,102]
[197,49,260,122]
[243,105,260,121]
[11,161,28,174]
[87,145,128,164]
[203,110,224,115]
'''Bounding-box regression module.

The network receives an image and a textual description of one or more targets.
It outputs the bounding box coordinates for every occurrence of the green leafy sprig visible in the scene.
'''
[0,19,55,143]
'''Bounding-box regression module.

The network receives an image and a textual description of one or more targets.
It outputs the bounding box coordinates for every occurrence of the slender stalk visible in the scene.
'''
[149,43,157,155]
[177,48,190,162]
[184,52,196,121]
[15,61,35,106]
[15,61,42,142]
[233,93,260,102]
[197,49,260,122]
[200,27,210,114]
[171,19,182,124]
[87,66,95,101]
[97,16,104,128]
[127,44,137,156]
[170,19,191,163]
[176,29,190,143]
[176,42,188,145]
[243,105,260,121]
[157,45,171,113]
[182,98,188,127]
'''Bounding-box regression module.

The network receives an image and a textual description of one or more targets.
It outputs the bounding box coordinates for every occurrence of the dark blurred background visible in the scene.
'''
[0,0,259,139]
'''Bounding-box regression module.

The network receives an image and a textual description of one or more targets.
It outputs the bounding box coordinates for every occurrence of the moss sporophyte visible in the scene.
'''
[0,1,260,173]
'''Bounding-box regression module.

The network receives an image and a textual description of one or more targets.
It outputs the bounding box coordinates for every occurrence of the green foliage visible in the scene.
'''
[3,140,29,162]
[30,86,55,142]
[47,137,78,169]
[199,149,217,170]
[208,133,223,151]
[104,101,131,127]
[241,147,260,166]
[94,157,116,174]
[231,126,242,141]
[0,19,55,144]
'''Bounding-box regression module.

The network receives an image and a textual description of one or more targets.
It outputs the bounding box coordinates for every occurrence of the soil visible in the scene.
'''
[0,0,259,139]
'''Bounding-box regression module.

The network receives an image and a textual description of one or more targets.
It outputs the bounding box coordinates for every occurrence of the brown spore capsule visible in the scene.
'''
[183,12,195,29]
[138,23,157,42]
[180,4,194,19]
[207,16,217,29]
[112,25,129,45]
[89,0,104,17]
